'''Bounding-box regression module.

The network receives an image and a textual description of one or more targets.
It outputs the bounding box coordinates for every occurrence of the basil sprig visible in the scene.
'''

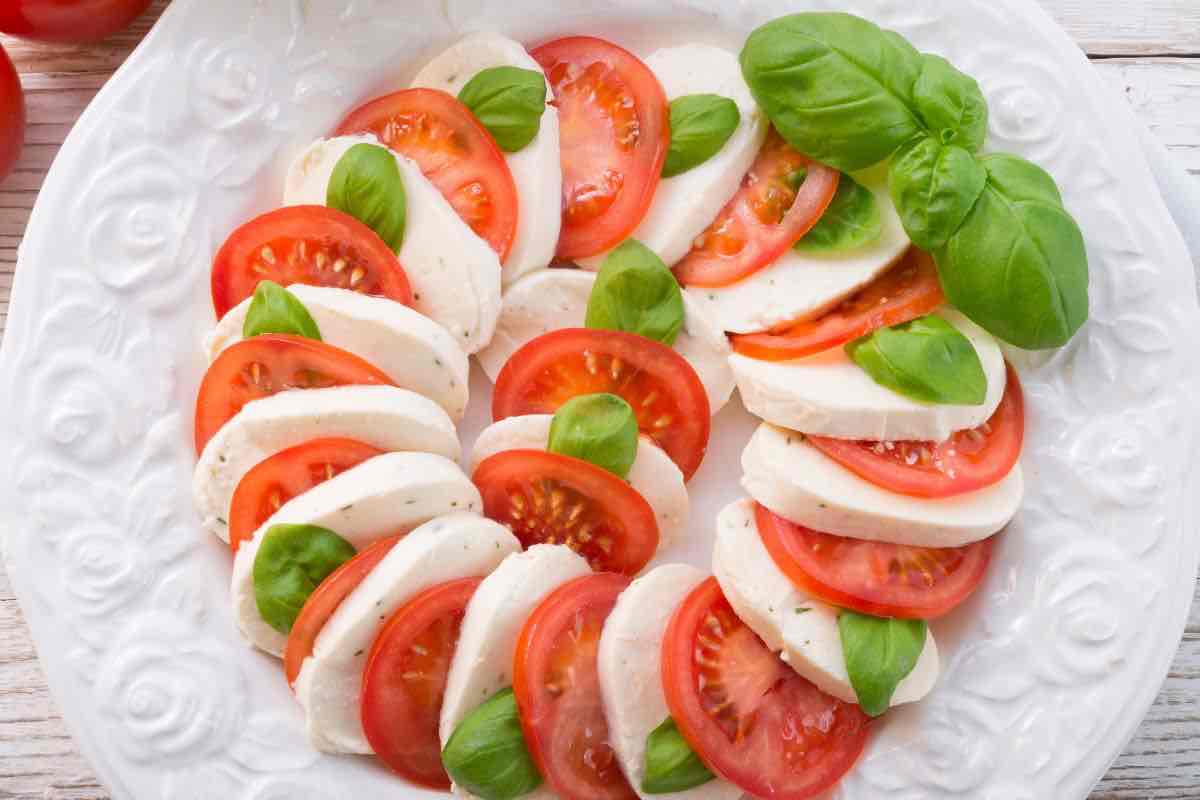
[458,66,547,153]
[253,524,356,634]
[548,394,639,479]
[838,611,927,717]
[585,239,685,346]
[846,315,987,405]
[442,688,543,800]
[327,142,406,251]
[663,94,741,177]
[795,172,882,253]
[642,717,715,794]
[242,280,322,341]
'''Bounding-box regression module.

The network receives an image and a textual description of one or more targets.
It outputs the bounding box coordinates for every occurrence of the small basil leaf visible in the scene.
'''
[585,239,685,346]
[242,280,322,341]
[839,611,926,717]
[888,136,987,252]
[548,393,639,479]
[795,172,882,253]
[442,688,543,800]
[912,53,988,153]
[663,94,741,177]
[253,524,356,634]
[327,142,406,250]
[458,66,547,153]
[845,314,987,405]
[642,717,715,794]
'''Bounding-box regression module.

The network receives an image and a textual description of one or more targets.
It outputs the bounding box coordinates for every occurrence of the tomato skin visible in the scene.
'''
[532,36,669,260]
[0,0,152,43]
[0,45,24,182]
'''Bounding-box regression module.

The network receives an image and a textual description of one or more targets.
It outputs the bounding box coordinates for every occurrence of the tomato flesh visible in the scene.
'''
[0,45,24,182]
[662,578,870,800]
[0,0,152,42]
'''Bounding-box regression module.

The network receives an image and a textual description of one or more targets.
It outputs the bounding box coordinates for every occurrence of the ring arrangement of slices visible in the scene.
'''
[191,13,1088,800]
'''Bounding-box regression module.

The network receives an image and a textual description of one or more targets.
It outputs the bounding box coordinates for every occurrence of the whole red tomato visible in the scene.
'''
[0,0,153,43]
[0,44,23,182]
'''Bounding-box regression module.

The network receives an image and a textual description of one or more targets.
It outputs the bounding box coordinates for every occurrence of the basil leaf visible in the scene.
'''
[839,611,927,717]
[442,688,542,800]
[548,393,638,479]
[253,524,356,634]
[642,717,715,794]
[585,239,685,346]
[846,314,987,405]
[327,142,406,250]
[936,153,1089,349]
[795,172,882,253]
[663,94,741,178]
[242,280,322,341]
[458,66,547,153]
[889,136,987,252]
[912,53,988,153]
[740,13,924,171]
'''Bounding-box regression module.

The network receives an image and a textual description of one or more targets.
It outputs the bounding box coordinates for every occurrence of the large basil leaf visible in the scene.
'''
[838,611,927,718]
[888,136,987,252]
[663,94,741,177]
[795,172,882,253]
[242,280,322,341]
[442,688,543,800]
[846,314,987,405]
[253,524,356,634]
[327,142,407,251]
[585,239,685,346]
[642,717,715,794]
[458,66,547,153]
[911,54,988,153]
[548,393,639,479]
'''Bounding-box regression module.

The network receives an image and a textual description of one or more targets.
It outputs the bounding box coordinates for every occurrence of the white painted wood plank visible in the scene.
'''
[1040,0,1200,55]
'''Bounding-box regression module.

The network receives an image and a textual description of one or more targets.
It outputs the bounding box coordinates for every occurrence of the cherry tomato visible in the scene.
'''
[662,577,870,800]
[492,328,710,480]
[532,36,669,260]
[0,45,24,182]
[0,0,152,43]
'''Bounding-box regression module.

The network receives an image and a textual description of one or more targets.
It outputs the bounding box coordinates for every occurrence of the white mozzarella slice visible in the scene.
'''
[742,423,1023,547]
[598,564,743,800]
[469,415,688,547]
[731,308,1006,442]
[283,134,501,353]
[295,513,520,754]
[476,269,735,413]
[577,44,767,271]
[193,386,460,542]
[411,32,561,287]
[230,452,481,657]
[713,499,940,707]
[208,285,469,420]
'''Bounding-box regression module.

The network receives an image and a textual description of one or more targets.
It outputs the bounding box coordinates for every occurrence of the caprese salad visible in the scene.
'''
[188,10,1087,800]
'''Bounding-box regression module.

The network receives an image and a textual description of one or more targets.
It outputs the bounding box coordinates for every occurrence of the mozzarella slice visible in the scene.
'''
[731,308,1006,442]
[207,285,469,421]
[283,134,501,353]
[713,499,940,707]
[411,32,561,287]
[598,564,743,800]
[194,385,460,542]
[469,415,688,547]
[230,451,481,657]
[476,269,735,413]
[577,44,767,271]
[295,513,520,754]
[742,423,1023,548]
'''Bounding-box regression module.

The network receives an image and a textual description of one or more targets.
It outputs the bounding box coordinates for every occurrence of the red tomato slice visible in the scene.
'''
[673,130,839,288]
[662,577,870,800]
[210,205,413,319]
[194,334,394,455]
[336,88,518,261]
[0,0,152,43]
[730,248,944,360]
[472,449,658,575]
[492,328,710,480]
[361,577,482,789]
[532,36,669,260]
[808,363,1025,499]
[227,438,384,554]
[755,504,993,619]
[514,573,636,800]
[0,45,24,182]
[283,535,402,687]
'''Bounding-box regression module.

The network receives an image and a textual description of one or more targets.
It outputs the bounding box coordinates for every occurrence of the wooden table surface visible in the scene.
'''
[0,1,1197,798]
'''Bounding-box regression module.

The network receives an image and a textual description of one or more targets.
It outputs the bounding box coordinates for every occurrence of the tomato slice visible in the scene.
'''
[336,88,518,261]
[755,504,993,619]
[210,205,413,319]
[662,577,870,800]
[194,334,394,455]
[730,248,944,360]
[492,328,710,480]
[0,45,23,183]
[514,573,636,800]
[472,449,658,575]
[361,577,482,789]
[673,130,839,288]
[227,438,384,554]
[532,36,669,260]
[0,0,152,43]
[283,535,402,687]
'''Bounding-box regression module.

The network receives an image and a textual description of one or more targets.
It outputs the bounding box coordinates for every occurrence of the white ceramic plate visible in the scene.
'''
[2,1,1198,798]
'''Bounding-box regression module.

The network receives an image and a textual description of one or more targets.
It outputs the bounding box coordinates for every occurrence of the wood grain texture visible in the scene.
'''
[0,1,1196,798]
